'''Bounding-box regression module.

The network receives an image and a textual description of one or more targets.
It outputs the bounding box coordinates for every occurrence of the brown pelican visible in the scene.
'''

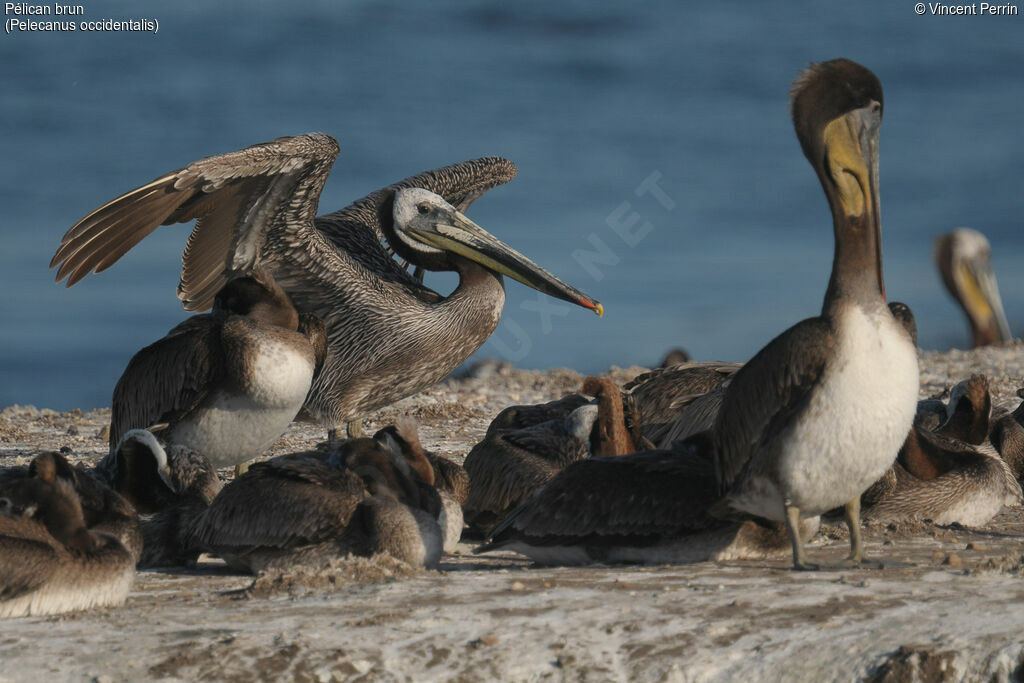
[108,268,326,468]
[935,228,1012,347]
[862,428,1021,527]
[1,450,144,563]
[49,135,602,436]
[641,304,909,450]
[708,59,919,570]
[0,453,136,618]
[462,377,633,535]
[475,439,821,565]
[850,374,1020,525]
[99,429,222,567]
[372,419,466,551]
[185,435,444,572]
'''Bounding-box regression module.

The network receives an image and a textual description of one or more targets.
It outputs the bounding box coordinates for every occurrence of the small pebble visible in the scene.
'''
[509,581,526,591]
[944,553,962,568]
[931,550,945,562]
[966,542,988,551]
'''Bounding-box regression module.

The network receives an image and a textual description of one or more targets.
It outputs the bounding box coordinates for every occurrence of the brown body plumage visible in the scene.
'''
[1,453,136,618]
[185,433,449,572]
[475,439,820,565]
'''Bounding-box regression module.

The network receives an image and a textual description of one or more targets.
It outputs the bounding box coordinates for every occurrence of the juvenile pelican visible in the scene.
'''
[934,228,1012,347]
[0,453,136,618]
[98,429,222,568]
[710,59,919,570]
[475,438,821,565]
[108,268,327,467]
[462,377,634,535]
[49,136,602,434]
[185,436,444,572]
[862,427,1021,526]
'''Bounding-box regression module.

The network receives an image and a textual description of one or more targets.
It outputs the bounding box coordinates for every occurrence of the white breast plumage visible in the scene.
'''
[169,337,315,468]
[778,305,919,516]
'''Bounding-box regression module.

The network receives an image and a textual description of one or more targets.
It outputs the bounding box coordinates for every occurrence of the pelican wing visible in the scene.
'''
[109,316,225,450]
[646,384,729,449]
[712,317,834,493]
[0,522,59,603]
[52,133,341,310]
[624,362,741,427]
[185,457,365,553]
[478,447,721,551]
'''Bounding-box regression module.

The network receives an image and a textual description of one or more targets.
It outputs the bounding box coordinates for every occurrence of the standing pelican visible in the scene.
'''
[49,136,601,435]
[934,228,1011,347]
[710,59,919,570]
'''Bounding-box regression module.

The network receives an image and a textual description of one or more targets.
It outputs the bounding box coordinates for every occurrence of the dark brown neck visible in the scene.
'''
[897,428,954,481]
[249,298,299,330]
[823,208,885,317]
[40,485,96,552]
[582,377,635,457]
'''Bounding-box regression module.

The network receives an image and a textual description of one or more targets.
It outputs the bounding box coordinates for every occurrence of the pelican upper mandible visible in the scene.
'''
[49,135,602,436]
[710,58,919,570]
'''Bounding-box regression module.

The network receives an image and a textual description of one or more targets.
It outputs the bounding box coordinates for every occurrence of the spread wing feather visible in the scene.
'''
[52,133,341,309]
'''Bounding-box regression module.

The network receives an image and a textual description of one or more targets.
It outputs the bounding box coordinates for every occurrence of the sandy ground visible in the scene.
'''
[3,346,1024,682]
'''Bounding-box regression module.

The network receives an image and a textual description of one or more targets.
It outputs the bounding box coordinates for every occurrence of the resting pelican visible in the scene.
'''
[186,436,445,572]
[0,453,136,618]
[710,58,919,570]
[934,228,1012,348]
[50,135,602,435]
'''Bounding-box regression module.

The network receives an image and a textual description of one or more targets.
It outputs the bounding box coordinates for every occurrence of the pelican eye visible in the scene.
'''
[417,204,430,215]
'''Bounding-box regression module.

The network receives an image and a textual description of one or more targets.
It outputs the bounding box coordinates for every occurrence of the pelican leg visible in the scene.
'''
[785,503,818,571]
[346,420,363,439]
[843,496,865,563]
[327,428,340,442]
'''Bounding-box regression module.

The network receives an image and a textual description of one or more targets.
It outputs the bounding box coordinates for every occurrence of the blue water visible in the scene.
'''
[1,0,1022,411]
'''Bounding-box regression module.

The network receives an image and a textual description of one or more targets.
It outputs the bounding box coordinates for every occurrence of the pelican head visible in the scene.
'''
[935,228,1011,347]
[389,187,603,315]
[791,58,885,302]
[212,268,299,330]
